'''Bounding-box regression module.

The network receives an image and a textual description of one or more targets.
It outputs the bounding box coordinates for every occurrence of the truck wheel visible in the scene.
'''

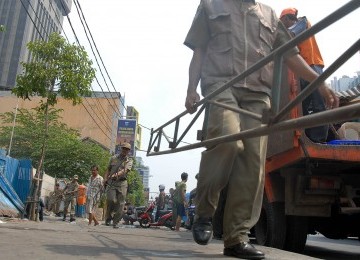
[284,216,308,253]
[254,196,286,249]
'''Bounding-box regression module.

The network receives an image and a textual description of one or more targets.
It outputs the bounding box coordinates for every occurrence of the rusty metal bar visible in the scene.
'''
[270,55,283,114]
[174,104,206,148]
[172,119,180,148]
[148,130,159,154]
[199,103,211,141]
[272,39,360,124]
[148,102,360,156]
[152,0,359,135]
[208,100,262,121]
[148,0,360,155]
[161,130,172,144]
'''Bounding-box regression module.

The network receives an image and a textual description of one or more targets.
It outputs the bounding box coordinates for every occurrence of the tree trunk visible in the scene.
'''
[29,101,50,221]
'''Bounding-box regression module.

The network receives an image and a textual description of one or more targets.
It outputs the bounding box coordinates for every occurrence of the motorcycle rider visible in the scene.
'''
[155,184,166,222]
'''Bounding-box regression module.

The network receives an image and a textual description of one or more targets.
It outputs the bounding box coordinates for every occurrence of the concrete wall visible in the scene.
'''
[0,93,118,151]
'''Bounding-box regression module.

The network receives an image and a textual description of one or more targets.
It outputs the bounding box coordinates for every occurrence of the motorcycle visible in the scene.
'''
[139,203,174,229]
[184,187,196,230]
[137,202,155,227]
[184,204,195,230]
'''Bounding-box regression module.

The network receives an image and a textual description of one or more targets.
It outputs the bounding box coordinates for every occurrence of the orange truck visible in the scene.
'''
[254,73,360,252]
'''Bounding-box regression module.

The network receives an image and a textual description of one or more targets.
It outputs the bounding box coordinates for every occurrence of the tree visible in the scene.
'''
[0,25,5,32]
[127,166,146,206]
[12,32,96,220]
[0,108,148,208]
[0,108,110,184]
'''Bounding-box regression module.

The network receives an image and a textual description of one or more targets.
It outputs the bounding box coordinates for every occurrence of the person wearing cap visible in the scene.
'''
[184,1,338,259]
[155,184,166,222]
[104,142,133,228]
[62,175,79,222]
[280,8,329,143]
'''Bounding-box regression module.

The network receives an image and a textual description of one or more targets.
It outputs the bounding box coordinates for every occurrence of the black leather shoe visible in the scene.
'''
[69,218,76,222]
[192,217,213,245]
[224,242,265,259]
[113,224,120,229]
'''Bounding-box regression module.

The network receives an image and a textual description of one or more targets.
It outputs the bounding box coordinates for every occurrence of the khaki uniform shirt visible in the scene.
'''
[63,181,79,200]
[107,154,133,188]
[184,0,298,96]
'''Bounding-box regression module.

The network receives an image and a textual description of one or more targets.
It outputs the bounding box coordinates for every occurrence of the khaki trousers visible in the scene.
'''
[63,197,76,218]
[105,180,127,225]
[196,85,270,248]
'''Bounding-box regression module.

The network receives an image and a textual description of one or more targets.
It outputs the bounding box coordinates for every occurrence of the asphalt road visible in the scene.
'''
[304,234,360,260]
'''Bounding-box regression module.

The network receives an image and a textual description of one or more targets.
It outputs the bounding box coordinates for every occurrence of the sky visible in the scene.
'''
[62,0,360,196]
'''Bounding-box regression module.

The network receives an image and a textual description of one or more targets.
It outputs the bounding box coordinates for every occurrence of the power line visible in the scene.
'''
[51,6,113,126]
[83,97,112,133]
[81,103,111,141]
[50,4,113,126]
[64,12,121,118]
[74,0,128,113]
[60,1,175,143]
[63,7,121,118]
[62,0,122,118]
[25,0,51,39]
[18,0,113,140]
[22,0,111,130]
[73,0,122,115]
[19,0,44,40]
[49,1,70,42]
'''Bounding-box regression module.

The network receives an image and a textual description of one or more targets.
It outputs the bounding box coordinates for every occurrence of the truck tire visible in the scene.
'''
[254,196,286,249]
[284,216,308,253]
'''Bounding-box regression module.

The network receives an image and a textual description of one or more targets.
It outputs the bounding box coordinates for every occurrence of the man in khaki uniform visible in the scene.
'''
[184,0,338,259]
[62,175,79,222]
[104,142,133,228]
[48,183,62,216]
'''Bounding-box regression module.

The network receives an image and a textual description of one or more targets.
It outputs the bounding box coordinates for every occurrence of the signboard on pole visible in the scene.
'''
[115,119,137,156]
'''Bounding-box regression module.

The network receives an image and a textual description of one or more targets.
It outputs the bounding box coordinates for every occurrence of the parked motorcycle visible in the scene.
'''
[139,203,173,229]
[184,204,195,230]
[137,202,155,226]
[184,187,196,230]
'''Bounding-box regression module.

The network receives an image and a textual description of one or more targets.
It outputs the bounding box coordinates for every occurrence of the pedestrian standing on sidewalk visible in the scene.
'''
[52,183,63,217]
[38,197,44,222]
[86,165,103,226]
[104,142,133,228]
[184,1,338,259]
[173,172,188,231]
[62,175,79,222]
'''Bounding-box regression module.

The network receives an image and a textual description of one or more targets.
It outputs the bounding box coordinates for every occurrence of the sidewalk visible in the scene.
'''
[0,215,319,259]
